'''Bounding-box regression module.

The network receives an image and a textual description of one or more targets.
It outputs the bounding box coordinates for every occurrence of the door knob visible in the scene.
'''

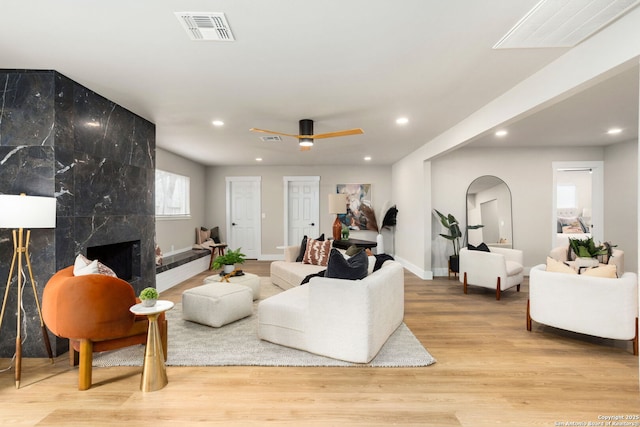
[309,222,315,226]
[232,222,237,226]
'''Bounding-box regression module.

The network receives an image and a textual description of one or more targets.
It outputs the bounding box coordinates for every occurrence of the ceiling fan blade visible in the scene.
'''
[249,128,299,139]
[311,128,364,139]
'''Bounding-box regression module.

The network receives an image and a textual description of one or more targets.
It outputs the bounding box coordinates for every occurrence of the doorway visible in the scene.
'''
[552,161,603,248]
[225,176,261,259]
[283,176,319,246]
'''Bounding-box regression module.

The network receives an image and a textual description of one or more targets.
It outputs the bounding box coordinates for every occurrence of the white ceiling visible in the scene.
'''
[1,0,637,166]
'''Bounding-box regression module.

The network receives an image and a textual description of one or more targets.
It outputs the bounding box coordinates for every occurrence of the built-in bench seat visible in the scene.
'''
[156,249,211,292]
[155,249,211,274]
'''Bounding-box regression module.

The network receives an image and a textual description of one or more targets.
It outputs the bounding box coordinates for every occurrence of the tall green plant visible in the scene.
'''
[434,210,462,257]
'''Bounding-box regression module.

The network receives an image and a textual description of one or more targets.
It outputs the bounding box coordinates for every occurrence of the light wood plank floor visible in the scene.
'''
[1,260,638,426]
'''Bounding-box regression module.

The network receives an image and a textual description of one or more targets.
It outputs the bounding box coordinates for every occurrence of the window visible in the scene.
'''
[155,169,190,218]
[556,184,576,209]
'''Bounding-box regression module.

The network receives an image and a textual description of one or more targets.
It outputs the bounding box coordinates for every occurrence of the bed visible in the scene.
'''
[555,208,591,247]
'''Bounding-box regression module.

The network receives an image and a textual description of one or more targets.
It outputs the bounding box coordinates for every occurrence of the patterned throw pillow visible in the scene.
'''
[302,238,332,266]
[73,254,118,277]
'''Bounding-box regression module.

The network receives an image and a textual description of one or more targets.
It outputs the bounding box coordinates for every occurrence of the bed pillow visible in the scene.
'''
[302,238,331,266]
[546,257,577,274]
[325,248,368,280]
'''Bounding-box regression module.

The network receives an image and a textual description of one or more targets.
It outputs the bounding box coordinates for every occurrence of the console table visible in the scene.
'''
[332,238,377,250]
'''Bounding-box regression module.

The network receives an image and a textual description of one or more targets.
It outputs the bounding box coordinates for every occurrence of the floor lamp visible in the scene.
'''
[328,193,347,241]
[0,193,55,388]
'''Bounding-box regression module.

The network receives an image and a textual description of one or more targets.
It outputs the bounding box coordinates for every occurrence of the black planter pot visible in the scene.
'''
[449,256,459,273]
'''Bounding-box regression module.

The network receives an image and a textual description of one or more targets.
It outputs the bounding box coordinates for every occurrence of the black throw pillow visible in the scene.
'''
[468,242,490,252]
[295,233,325,262]
[325,248,368,280]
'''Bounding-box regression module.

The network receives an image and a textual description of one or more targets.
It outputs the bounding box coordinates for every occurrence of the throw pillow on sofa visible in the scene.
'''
[326,248,368,280]
[302,238,331,266]
[582,264,617,278]
[296,233,325,262]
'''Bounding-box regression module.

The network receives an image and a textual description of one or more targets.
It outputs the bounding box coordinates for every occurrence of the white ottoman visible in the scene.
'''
[203,272,261,300]
[182,282,252,328]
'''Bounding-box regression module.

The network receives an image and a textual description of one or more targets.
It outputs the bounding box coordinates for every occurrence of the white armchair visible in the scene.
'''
[528,264,638,355]
[459,247,524,300]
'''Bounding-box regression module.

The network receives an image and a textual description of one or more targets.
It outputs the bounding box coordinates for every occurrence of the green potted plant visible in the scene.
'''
[434,209,484,273]
[212,247,246,274]
[434,210,463,273]
[139,287,159,307]
[569,237,611,268]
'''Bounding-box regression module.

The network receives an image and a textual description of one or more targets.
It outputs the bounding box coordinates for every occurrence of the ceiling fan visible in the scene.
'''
[250,119,364,151]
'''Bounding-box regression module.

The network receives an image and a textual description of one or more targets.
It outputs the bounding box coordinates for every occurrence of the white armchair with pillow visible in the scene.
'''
[459,246,524,300]
[528,262,638,355]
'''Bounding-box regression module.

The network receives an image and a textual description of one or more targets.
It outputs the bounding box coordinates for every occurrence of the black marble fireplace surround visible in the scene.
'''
[0,70,156,357]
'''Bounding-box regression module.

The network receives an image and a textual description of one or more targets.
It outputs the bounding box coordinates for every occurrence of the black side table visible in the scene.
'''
[332,238,377,250]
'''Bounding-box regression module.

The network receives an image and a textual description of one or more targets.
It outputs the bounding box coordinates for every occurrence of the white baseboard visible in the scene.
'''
[156,256,210,293]
[394,255,433,280]
[259,253,284,261]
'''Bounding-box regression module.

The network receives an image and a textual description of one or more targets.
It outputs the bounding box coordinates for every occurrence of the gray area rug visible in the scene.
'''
[93,277,436,368]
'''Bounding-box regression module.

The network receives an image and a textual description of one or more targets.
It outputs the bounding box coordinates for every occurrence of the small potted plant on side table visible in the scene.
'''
[139,287,159,307]
[212,247,246,274]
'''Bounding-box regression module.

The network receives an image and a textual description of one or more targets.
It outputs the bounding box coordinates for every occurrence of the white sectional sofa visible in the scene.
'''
[259,259,404,363]
[270,244,330,289]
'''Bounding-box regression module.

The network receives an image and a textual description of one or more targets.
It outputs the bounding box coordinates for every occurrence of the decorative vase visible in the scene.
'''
[376,233,384,254]
[142,299,157,307]
[575,257,599,268]
[223,264,235,274]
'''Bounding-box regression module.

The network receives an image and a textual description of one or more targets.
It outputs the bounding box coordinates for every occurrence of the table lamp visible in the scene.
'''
[0,193,56,388]
[328,194,347,241]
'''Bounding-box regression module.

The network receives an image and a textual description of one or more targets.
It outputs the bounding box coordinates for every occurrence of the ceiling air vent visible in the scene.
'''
[175,12,235,41]
[260,136,282,142]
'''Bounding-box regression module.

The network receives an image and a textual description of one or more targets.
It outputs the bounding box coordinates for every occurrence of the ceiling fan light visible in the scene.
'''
[299,138,313,147]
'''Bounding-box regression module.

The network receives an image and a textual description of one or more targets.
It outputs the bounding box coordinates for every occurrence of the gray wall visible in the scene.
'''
[430,142,637,274]
[204,165,392,259]
[155,148,207,254]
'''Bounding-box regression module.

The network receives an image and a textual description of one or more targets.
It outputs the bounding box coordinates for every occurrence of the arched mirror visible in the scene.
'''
[466,175,513,249]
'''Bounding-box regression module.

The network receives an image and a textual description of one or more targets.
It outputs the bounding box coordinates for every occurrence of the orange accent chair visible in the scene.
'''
[42,266,167,390]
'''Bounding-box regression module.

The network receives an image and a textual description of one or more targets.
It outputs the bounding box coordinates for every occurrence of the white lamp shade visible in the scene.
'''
[328,193,347,215]
[0,194,56,228]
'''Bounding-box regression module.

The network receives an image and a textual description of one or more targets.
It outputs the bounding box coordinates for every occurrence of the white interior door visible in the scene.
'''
[284,176,319,246]
[226,177,261,259]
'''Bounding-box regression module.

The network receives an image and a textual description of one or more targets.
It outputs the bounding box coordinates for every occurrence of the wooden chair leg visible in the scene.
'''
[78,339,93,391]
[496,277,501,300]
[526,300,532,331]
[69,341,79,367]
[633,317,638,356]
[463,272,468,294]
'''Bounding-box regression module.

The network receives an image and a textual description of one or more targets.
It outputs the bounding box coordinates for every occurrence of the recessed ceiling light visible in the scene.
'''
[495,130,508,137]
[212,120,224,127]
[255,157,263,162]
[607,127,622,135]
[364,156,372,161]
[396,117,409,125]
